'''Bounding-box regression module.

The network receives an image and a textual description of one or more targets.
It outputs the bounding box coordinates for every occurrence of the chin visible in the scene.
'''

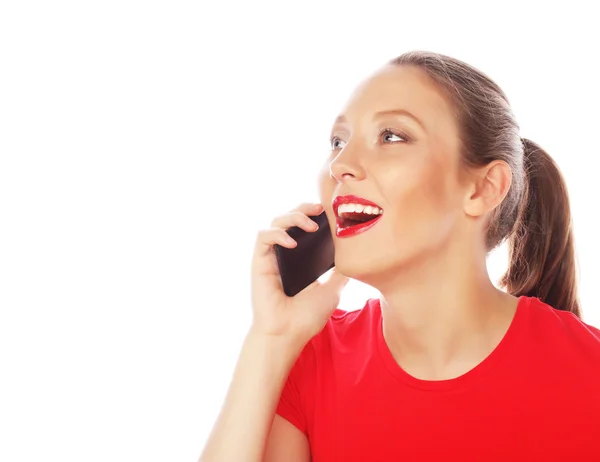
[334,243,424,289]
[334,252,389,286]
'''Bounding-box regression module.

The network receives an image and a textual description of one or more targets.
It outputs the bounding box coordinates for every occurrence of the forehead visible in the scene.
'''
[339,64,457,134]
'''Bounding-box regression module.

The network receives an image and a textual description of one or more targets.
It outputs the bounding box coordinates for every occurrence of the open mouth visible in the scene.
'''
[333,195,383,237]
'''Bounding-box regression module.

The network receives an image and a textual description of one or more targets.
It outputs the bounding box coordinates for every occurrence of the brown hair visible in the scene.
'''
[390,51,580,317]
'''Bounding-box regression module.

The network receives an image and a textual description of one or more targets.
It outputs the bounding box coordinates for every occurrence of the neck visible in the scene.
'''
[374,239,518,380]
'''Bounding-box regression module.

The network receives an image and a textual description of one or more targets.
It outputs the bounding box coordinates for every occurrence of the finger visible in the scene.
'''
[255,228,297,255]
[288,202,324,216]
[270,211,321,232]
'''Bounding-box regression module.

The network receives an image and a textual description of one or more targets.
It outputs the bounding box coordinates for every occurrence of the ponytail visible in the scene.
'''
[501,138,580,317]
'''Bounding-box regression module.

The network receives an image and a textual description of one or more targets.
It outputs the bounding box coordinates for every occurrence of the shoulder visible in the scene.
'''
[315,298,381,344]
[525,296,600,360]
[526,296,600,337]
[296,298,380,361]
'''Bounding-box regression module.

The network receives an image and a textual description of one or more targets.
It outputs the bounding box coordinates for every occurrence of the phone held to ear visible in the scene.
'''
[274,212,335,297]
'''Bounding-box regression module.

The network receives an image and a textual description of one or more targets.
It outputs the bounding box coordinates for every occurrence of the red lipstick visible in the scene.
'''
[332,195,383,238]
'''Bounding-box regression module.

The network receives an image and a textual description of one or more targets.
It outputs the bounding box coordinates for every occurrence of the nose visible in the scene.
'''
[329,146,366,183]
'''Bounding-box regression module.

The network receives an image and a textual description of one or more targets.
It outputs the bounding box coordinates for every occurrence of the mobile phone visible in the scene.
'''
[274,211,335,297]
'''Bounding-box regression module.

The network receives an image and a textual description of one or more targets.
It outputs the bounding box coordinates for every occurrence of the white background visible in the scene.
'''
[1,1,598,461]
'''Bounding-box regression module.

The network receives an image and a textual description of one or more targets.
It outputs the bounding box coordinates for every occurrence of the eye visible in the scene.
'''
[330,136,347,150]
[379,128,409,143]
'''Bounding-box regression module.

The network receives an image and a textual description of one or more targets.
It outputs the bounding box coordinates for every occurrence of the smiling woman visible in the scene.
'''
[199,51,600,462]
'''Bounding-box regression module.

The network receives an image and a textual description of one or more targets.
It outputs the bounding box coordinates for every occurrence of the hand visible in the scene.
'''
[250,203,348,348]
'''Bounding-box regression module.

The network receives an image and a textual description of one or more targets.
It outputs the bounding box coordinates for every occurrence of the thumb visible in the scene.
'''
[306,267,349,305]
[321,267,349,292]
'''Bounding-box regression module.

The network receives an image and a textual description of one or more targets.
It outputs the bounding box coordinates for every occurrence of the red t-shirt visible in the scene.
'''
[276,296,600,461]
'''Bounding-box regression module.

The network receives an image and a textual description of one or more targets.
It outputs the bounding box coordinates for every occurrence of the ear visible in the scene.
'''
[464,160,512,218]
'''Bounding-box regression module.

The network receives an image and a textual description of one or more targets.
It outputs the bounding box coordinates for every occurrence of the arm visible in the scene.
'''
[199,329,307,462]
[264,415,311,462]
[200,202,347,462]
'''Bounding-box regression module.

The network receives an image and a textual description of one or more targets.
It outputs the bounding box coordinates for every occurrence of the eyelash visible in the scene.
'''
[330,128,410,150]
[378,128,410,143]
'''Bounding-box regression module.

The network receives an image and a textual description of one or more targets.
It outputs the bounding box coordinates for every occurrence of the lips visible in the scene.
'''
[332,195,384,238]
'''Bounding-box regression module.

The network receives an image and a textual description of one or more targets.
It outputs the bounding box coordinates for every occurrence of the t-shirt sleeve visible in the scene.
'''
[275,341,315,435]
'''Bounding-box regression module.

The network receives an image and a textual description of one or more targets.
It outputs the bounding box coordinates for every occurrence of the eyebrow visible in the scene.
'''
[334,109,426,132]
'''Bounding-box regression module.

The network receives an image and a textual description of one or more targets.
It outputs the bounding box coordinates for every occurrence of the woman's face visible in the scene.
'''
[319,64,471,286]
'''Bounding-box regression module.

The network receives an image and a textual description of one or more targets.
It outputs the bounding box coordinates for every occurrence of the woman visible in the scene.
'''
[200,51,600,461]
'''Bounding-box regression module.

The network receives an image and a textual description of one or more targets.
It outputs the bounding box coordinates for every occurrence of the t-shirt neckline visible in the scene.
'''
[375,295,531,391]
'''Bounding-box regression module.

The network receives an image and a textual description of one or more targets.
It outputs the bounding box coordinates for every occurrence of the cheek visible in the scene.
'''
[380,156,461,227]
[318,163,334,202]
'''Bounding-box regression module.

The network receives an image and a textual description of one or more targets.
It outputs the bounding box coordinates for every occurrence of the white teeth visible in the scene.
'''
[337,203,382,215]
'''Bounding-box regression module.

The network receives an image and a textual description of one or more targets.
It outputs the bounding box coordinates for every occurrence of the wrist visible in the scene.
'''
[245,327,307,363]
